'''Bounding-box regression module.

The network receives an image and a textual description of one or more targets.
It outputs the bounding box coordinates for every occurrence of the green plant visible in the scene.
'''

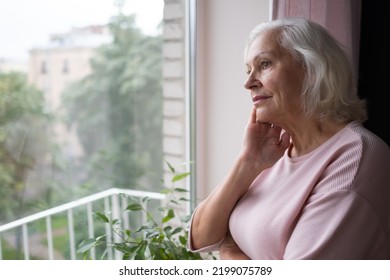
[77,161,215,260]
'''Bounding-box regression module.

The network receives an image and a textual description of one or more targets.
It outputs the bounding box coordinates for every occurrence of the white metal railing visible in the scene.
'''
[0,188,165,260]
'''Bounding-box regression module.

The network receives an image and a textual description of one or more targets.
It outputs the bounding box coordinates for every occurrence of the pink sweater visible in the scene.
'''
[189,122,390,259]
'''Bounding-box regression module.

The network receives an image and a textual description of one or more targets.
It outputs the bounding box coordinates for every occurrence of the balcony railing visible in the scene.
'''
[0,188,165,260]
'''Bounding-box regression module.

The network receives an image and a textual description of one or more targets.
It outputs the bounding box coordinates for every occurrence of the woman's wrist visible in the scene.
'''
[235,153,266,181]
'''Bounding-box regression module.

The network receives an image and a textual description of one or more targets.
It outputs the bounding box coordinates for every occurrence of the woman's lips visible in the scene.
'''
[252,95,270,104]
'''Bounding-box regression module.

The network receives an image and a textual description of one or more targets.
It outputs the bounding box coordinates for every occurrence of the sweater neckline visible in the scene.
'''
[286,121,358,162]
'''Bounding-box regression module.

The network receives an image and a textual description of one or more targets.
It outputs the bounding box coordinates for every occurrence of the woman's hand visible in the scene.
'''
[219,231,250,260]
[239,107,290,172]
[189,108,290,252]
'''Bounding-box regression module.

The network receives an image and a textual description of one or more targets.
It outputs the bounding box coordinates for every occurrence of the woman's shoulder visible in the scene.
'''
[344,122,390,156]
[310,121,390,170]
[337,122,390,185]
[309,121,389,196]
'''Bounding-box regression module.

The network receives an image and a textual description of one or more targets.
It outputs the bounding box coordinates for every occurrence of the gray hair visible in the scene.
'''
[245,17,367,123]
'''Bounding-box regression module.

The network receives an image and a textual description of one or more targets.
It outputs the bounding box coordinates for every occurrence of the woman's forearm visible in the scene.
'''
[190,156,262,250]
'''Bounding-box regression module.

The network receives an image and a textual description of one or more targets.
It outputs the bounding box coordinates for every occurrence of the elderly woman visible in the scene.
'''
[188,17,390,259]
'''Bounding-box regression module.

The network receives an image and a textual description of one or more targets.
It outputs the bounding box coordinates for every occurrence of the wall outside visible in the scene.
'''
[162,0,188,187]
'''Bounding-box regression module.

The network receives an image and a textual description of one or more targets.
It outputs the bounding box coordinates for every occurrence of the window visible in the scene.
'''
[41,60,47,74]
[0,0,192,229]
[62,59,69,74]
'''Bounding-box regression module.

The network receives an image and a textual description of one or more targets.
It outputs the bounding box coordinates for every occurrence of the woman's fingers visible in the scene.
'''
[280,130,291,149]
[249,107,257,124]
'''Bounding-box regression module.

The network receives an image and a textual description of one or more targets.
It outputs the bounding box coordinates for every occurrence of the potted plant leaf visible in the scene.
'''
[77,161,216,260]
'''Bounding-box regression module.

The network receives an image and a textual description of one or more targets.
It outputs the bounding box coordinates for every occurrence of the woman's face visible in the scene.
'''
[244,30,305,126]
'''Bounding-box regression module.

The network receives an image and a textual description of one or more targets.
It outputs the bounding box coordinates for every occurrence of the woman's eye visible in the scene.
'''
[246,60,270,74]
[261,61,270,69]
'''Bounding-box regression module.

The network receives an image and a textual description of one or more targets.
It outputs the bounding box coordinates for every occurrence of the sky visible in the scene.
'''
[0,0,164,61]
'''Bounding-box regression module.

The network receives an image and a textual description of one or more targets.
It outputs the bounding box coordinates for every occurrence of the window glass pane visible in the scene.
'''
[0,0,165,224]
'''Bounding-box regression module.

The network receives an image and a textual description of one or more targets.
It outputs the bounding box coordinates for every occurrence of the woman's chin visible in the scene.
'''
[255,110,269,123]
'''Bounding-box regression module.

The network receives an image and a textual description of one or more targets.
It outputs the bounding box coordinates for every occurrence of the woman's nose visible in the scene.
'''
[244,75,262,90]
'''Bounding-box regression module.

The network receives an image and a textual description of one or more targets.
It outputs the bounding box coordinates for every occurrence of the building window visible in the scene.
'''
[41,60,47,74]
[62,59,69,74]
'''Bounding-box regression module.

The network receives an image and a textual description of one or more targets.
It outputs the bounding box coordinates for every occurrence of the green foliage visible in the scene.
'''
[0,13,165,224]
[0,72,52,222]
[77,162,215,260]
[63,14,164,192]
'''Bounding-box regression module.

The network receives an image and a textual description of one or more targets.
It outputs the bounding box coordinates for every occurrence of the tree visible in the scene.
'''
[0,72,51,222]
[63,14,163,192]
